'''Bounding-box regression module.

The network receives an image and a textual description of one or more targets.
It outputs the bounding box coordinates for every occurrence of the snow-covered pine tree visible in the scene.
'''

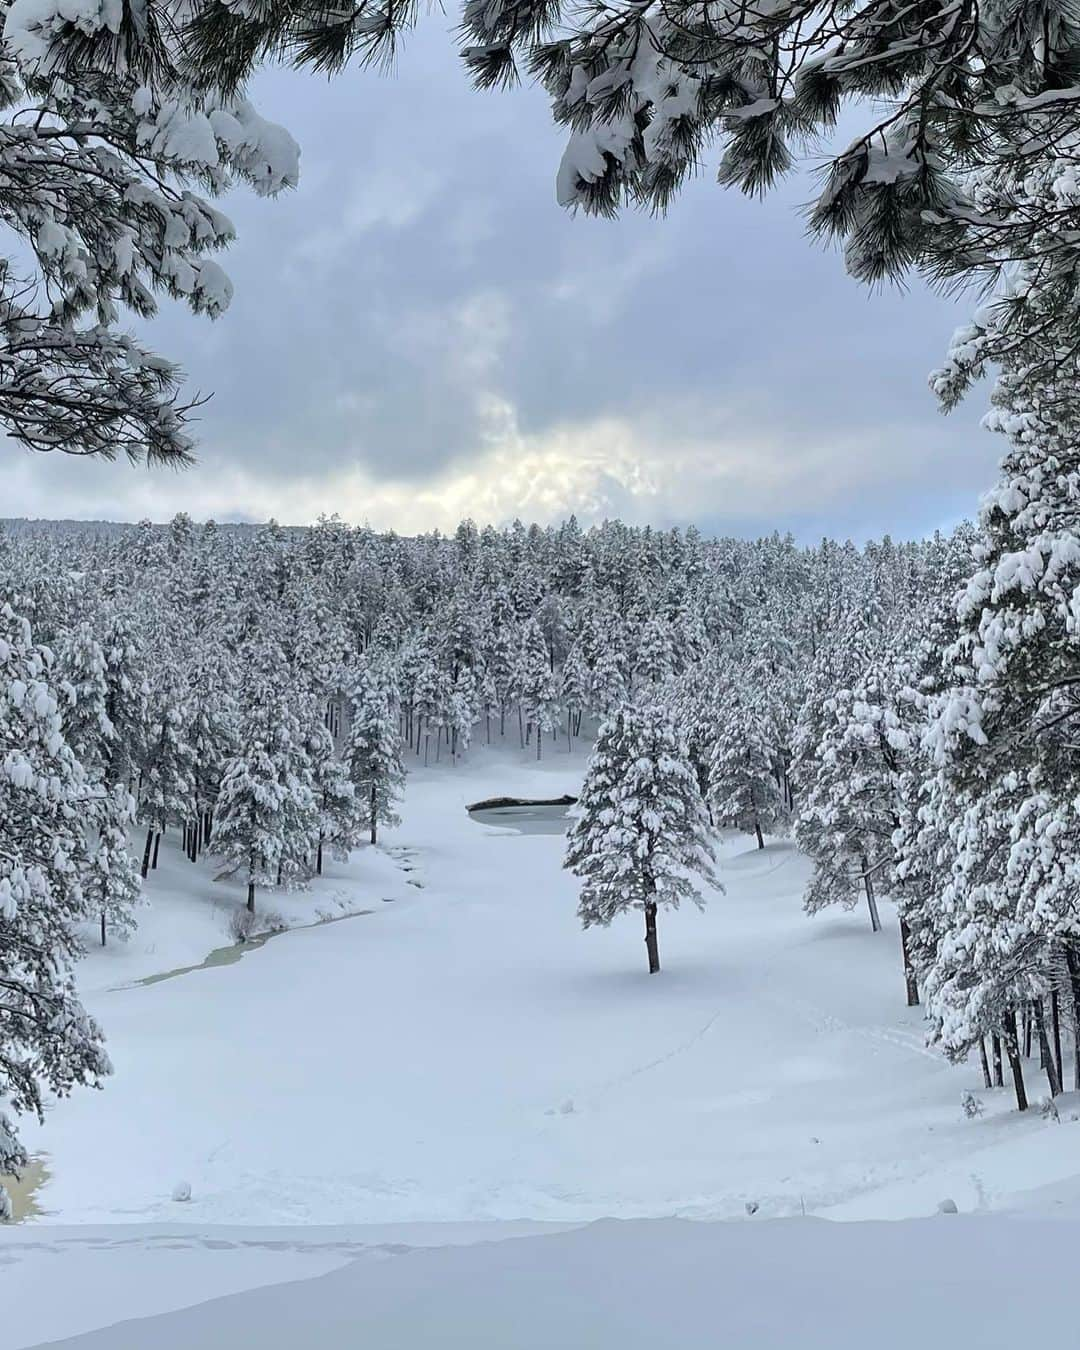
[560,643,590,745]
[138,685,196,878]
[86,781,143,947]
[517,618,559,760]
[635,616,675,689]
[795,655,922,935]
[56,624,114,779]
[344,670,405,845]
[708,678,784,849]
[0,602,110,1203]
[210,689,316,912]
[305,716,361,873]
[99,611,148,793]
[565,704,717,974]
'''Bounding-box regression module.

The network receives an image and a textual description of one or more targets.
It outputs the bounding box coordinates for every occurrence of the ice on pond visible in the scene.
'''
[469,805,571,836]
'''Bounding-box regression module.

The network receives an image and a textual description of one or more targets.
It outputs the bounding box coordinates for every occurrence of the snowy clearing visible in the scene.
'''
[13,741,1065,1230]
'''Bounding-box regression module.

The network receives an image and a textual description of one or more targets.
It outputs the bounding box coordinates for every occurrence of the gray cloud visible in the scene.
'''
[4,20,1001,537]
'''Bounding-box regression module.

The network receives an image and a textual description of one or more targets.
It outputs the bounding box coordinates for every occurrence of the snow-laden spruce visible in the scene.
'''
[0,602,110,1204]
[566,704,717,974]
[343,669,404,846]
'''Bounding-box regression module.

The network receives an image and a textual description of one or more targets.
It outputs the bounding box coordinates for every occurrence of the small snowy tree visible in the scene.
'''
[344,672,405,845]
[565,704,717,974]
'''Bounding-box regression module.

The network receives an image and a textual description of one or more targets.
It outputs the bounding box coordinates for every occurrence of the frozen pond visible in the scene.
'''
[469,804,571,836]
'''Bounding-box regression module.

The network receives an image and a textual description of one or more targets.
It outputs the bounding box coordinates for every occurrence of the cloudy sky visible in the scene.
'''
[7,21,1001,541]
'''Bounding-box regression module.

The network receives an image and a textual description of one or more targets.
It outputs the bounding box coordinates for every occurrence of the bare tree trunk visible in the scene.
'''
[1034,1000,1062,1097]
[644,901,660,975]
[247,853,256,914]
[316,837,323,876]
[1064,943,1080,1090]
[753,813,765,850]
[152,831,161,870]
[992,1035,1004,1087]
[1004,1014,1029,1111]
[1052,989,1064,1092]
[899,918,919,1006]
[140,825,154,879]
[518,705,524,749]
[1024,1005,1033,1059]
[978,1037,992,1089]
[536,724,542,761]
[861,858,881,933]
[370,781,377,846]
[100,908,107,948]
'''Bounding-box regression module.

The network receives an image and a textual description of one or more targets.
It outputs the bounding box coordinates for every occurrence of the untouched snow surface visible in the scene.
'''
[13,1214,1080,1349]
[7,739,1080,1344]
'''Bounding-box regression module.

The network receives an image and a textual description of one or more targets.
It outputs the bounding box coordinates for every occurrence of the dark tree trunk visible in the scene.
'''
[370,781,378,846]
[1003,1014,1028,1111]
[316,837,323,876]
[643,895,660,975]
[899,918,919,1006]
[1034,1000,1062,1097]
[1051,989,1064,1092]
[861,858,881,933]
[1023,1006,1033,1059]
[518,705,524,749]
[246,879,256,913]
[140,825,154,879]
[152,831,161,870]
[100,909,107,948]
[992,1035,1004,1088]
[1064,943,1080,1090]
[753,814,765,850]
[536,724,542,761]
[978,1037,992,1090]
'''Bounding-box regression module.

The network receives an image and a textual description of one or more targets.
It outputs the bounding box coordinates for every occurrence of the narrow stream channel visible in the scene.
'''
[111,907,377,992]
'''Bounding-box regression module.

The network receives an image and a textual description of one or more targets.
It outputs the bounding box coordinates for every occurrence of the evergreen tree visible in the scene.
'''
[344,672,405,846]
[566,704,717,974]
[708,680,785,849]
[0,603,110,1202]
[517,618,559,760]
[210,693,316,912]
[305,717,361,873]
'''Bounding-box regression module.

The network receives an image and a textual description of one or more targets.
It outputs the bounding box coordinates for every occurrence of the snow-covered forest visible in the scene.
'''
[4,498,1077,1224]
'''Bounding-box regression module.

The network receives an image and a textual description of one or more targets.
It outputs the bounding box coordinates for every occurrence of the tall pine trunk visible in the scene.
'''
[753,812,764,850]
[140,825,154,879]
[992,1034,1004,1087]
[1034,1000,1062,1097]
[1051,989,1064,1092]
[861,857,881,932]
[644,900,660,975]
[978,1037,992,1090]
[1004,1012,1028,1111]
[316,837,323,876]
[899,917,919,1006]
[370,781,378,846]
[151,831,161,870]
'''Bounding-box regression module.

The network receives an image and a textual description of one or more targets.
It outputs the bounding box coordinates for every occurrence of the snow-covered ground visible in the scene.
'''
[6,737,1080,1346]
[13,1214,1080,1349]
